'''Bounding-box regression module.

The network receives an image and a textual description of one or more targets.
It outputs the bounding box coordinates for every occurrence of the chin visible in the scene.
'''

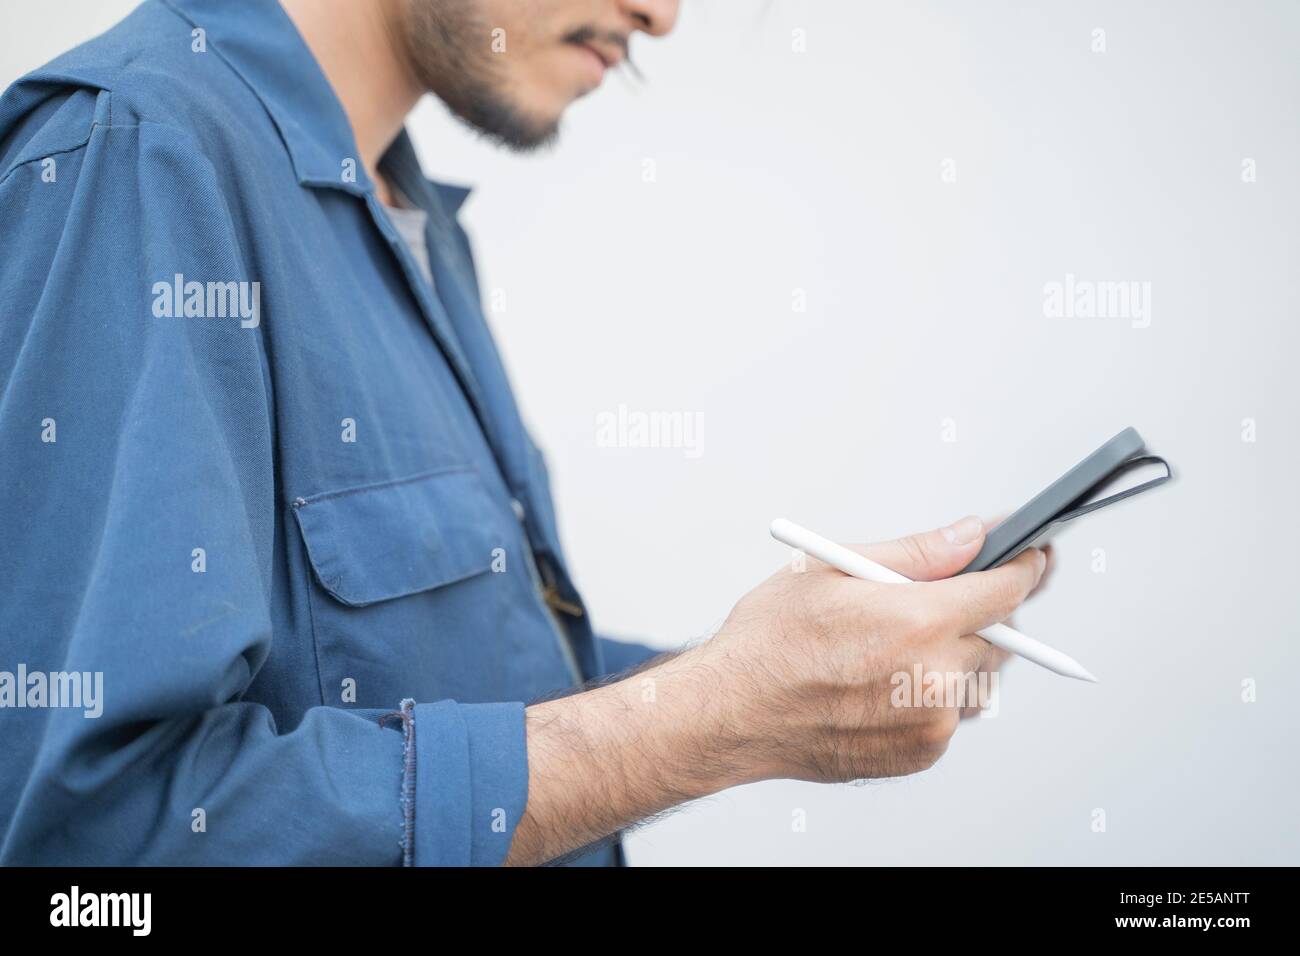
[452,69,571,151]
[518,81,581,122]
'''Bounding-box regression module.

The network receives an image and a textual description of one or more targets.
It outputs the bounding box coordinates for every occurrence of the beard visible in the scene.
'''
[398,0,561,151]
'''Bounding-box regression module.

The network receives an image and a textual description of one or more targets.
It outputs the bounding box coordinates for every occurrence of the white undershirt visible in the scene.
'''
[382,190,435,290]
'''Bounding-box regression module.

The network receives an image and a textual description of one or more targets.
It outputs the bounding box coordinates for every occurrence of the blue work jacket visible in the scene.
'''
[0,0,655,866]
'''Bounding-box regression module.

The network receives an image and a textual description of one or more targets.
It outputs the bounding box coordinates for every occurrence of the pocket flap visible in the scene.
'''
[292,467,499,607]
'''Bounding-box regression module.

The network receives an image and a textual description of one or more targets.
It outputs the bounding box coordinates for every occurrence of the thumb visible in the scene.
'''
[851,515,985,582]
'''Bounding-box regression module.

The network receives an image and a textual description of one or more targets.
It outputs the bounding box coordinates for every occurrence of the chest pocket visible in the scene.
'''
[293,466,500,606]
[291,465,521,706]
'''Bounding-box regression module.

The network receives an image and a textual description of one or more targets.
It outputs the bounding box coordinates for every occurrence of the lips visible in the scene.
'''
[565,31,624,71]
[562,26,628,90]
[568,42,607,87]
[580,42,620,70]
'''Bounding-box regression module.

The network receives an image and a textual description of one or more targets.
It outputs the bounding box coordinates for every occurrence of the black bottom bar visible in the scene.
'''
[0,866,1283,940]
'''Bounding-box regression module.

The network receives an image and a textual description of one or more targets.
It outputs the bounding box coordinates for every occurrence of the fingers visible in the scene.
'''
[984,511,1054,599]
[851,515,986,582]
[958,640,1009,718]
[1030,544,1055,598]
[956,634,1009,679]
[924,548,1047,636]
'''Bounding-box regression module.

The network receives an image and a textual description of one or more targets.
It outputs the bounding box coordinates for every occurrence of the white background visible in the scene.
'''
[5,0,1297,865]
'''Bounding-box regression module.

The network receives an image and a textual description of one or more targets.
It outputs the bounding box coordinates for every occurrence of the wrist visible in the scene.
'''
[658,639,777,791]
[507,641,767,865]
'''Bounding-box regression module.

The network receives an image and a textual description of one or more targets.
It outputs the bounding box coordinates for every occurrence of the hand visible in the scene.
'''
[506,516,1046,864]
[697,516,1046,783]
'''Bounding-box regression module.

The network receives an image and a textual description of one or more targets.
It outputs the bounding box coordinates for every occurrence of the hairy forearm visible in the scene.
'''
[504,646,754,866]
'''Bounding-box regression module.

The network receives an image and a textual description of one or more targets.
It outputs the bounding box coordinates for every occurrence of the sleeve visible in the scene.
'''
[598,636,665,675]
[0,103,526,865]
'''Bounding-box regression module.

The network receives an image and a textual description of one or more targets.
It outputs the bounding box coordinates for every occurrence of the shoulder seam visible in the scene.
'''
[0,126,94,189]
[0,116,218,189]
[0,0,201,184]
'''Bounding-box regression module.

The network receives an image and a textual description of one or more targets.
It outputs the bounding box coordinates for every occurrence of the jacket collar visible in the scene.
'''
[162,0,469,211]
[380,130,472,227]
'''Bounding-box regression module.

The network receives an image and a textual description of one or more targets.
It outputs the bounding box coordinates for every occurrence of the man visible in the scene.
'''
[0,0,1046,866]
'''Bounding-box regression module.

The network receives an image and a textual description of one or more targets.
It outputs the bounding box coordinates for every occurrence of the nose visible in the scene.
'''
[620,0,679,37]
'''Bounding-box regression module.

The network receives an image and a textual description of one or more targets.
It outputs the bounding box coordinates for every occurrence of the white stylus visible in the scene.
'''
[769,518,1097,683]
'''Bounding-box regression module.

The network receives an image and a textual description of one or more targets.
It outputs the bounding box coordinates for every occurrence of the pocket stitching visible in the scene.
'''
[292,464,475,510]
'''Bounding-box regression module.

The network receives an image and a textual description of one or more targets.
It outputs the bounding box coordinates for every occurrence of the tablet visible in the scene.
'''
[958,427,1172,574]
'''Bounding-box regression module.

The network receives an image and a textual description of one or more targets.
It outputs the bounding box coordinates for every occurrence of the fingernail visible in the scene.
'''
[1033,548,1047,576]
[941,515,983,546]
